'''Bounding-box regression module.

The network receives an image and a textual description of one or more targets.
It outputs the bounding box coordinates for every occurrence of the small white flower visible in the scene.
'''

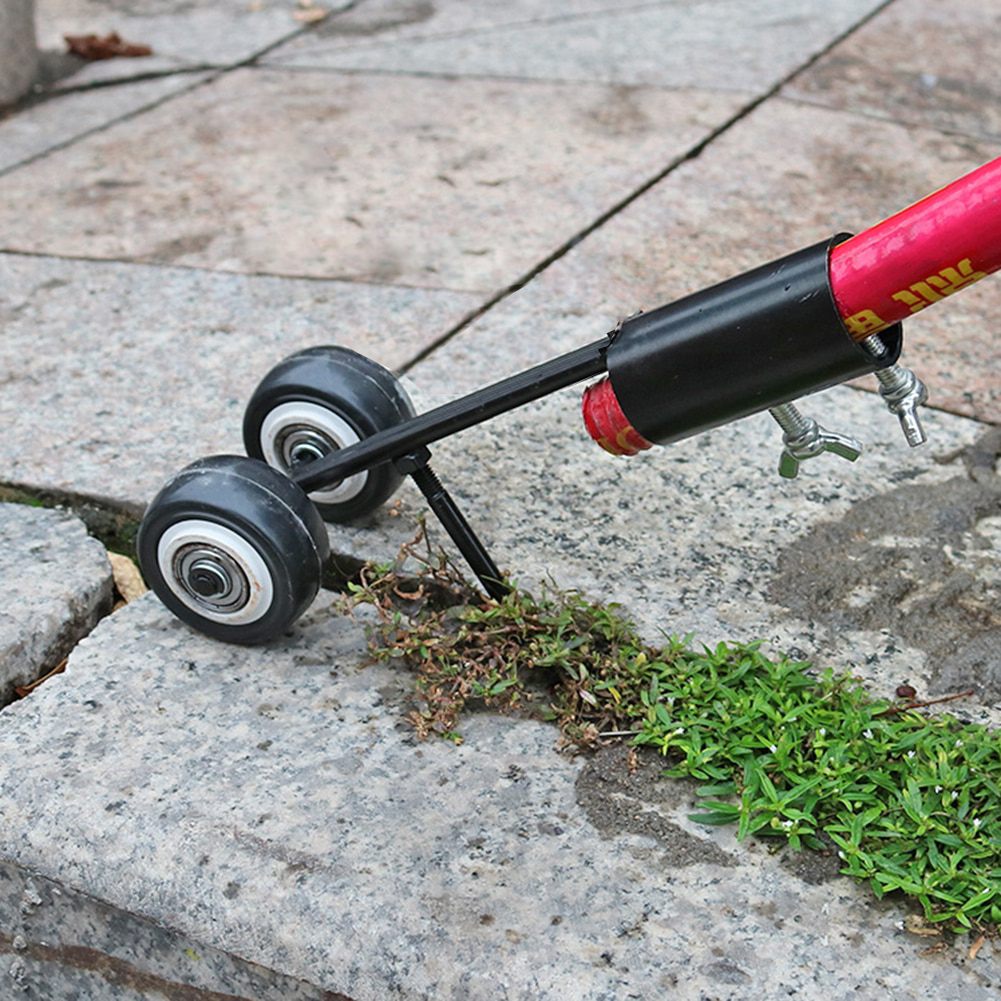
[769,744,778,753]
[906,750,916,759]
[863,729,874,739]
[935,785,943,794]
[973,818,982,830]
[838,850,846,860]
[952,791,959,801]
[956,740,964,748]
[781,819,794,829]
[817,728,826,737]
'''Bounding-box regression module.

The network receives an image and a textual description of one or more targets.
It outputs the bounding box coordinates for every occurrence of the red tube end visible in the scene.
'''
[582,377,654,456]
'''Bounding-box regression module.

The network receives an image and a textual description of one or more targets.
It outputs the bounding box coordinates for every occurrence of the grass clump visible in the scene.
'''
[341,530,1001,935]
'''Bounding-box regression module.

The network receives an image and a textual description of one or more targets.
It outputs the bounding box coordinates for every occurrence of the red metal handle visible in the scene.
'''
[830,156,1001,339]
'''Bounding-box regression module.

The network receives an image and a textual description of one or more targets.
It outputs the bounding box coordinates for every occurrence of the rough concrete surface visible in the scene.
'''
[0,0,1000,997]
[0,67,745,291]
[2,598,998,1000]
[0,502,113,705]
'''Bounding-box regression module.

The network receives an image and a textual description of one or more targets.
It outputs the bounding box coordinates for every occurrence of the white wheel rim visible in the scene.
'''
[157,519,275,625]
[259,401,368,505]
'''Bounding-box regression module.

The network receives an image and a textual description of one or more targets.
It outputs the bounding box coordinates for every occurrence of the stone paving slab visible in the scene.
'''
[0,66,745,292]
[0,1,1000,997]
[1,596,997,1000]
[269,0,884,92]
[34,0,334,88]
[442,97,1001,424]
[0,253,480,504]
[0,502,112,705]
[1,860,343,1000]
[283,0,653,46]
[0,72,210,175]
[784,0,1001,144]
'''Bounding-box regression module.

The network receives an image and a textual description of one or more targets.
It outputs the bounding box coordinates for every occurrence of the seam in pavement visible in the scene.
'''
[396,0,899,375]
[279,0,726,56]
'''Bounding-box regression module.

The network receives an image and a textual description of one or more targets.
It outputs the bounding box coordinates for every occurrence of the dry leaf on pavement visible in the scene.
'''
[65,32,153,61]
[108,551,148,604]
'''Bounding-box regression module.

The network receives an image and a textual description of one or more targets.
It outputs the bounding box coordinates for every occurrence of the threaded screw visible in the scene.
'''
[769,403,863,478]
[861,335,929,447]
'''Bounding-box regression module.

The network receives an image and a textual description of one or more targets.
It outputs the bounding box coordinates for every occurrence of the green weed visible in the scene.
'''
[341,528,1000,935]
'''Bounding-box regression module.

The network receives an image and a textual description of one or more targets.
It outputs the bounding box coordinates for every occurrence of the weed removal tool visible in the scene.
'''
[137,156,1001,644]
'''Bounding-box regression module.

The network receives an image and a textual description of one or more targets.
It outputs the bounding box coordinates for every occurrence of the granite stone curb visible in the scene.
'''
[0,501,113,705]
[1,595,997,999]
[1,859,347,1001]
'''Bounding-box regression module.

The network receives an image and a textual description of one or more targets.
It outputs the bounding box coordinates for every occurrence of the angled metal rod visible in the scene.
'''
[399,448,511,602]
[292,340,609,493]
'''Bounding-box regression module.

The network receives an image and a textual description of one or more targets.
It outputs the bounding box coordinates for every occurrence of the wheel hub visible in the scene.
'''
[174,544,250,612]
[279,426,337,468]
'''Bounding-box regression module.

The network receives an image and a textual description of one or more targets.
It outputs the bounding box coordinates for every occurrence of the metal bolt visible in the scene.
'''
[175,545,249,612]
[187,559,230,598]
[769,403,863,479]
[861,335,929,447]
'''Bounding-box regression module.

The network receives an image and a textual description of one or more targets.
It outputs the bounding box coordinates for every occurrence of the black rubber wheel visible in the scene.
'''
[243,346,416,523]
[137,455,330,645]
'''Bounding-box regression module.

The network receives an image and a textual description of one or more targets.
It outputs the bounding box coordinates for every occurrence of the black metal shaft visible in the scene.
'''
[398,449,510,602]
[292,340,608,493]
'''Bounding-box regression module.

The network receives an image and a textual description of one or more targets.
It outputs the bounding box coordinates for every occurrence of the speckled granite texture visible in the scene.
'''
[1,0,1000,996]
[1,597,998,1000]
[1,860,349,1001]
[0,503,112,705]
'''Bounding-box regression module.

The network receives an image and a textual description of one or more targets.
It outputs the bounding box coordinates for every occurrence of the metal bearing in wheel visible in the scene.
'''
[244,346,415,523]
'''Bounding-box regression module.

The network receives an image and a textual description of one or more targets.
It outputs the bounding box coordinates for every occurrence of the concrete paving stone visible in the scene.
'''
[269,0,885,92]
[0,66,745,292]
[0,71,211,174]
[33,0,341,89]
[1,595,997,1000]
[784,0,1001,144]
[0,501,113,705]
[447,97,1001,424]
[0,253,480,505]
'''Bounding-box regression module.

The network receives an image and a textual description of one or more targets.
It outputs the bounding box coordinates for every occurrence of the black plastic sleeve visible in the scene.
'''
[605,234,902,445]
